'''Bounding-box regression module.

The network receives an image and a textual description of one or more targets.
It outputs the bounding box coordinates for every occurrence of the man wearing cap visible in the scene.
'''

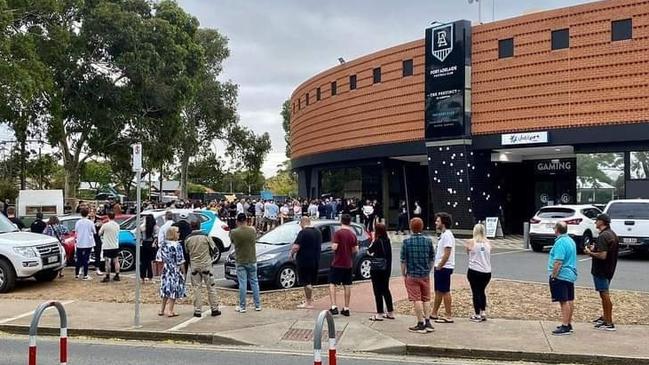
[584,214,619,331]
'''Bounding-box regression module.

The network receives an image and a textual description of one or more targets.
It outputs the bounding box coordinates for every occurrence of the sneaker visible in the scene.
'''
[555,324,574,332]
[75,275,79,280]
[596,322,616,331]
[193,312,202,318]
[255,306,262,312]
[408,322,427,334]
[82,276,93,281]
[341,308,350,317]
[329,307,339,315]
[234,307,246,313]
[593,316,605,324]
[469,315,482,323]
[424,320,435,333]
[211,309,222,317]
[113,275,120,282]
[101,276,110,283]
[96,270,104,276]
[552,325,572,336]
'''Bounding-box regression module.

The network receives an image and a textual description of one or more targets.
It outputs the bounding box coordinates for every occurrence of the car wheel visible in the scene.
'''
[34,269,59,282]
[0,258,17,293]
[531,241,543,252]
[357,257,372,280]
[579,232,592,254]
[211,238,224,264]
[276,265,297,289]
[118,247,136,271]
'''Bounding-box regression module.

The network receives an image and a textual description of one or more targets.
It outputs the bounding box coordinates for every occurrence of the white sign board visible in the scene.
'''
[485,217,500,238]
[131,143,142,172]
[501,131,548,146]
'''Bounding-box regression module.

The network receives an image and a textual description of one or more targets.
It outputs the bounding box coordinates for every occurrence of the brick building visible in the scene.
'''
[290,0,649,234]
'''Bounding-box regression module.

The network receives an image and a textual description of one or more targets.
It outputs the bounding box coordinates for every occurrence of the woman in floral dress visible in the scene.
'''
[159,227,186,317]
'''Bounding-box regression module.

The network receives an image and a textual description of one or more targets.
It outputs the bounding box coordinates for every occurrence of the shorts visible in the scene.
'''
[549,277,575,302]
[434,268,453,293]
[593,275,611,292]
[103,249,120,259]
[405,276,431,302]
[298,263,319,286]
[329,267,353,286]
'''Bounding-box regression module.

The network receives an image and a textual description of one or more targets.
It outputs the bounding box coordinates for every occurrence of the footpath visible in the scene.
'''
[2,285,648,365]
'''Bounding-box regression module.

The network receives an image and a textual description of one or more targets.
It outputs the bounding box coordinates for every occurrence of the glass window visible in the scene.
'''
[331,81,337,96]
[607,202,649,220]
[498,38,514,58]
[349,75,357,90]
[298,98,301,110]
[320,168,361,200]
[551,28,569,50]
[257,221,301,245]
[612,18,632,41]
[306,92,309,106]
[316,87,321,101]
[630,151,649,179]
[373,67,381,84]
[577,153,625,204]
[581,208,601,219]
[402,59,413,77]
[0,214,20,233]
[319,226,331,242]
[537,207,575,219]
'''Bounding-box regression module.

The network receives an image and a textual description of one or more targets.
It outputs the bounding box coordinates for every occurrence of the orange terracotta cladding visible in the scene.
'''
[290,0,649,159]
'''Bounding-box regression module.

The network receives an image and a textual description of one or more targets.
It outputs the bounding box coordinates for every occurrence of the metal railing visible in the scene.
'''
[28,301,68,365]
[313,310,337,365]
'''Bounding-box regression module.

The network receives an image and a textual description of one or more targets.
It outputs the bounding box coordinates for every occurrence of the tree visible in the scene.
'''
[266,160,297,197]
[226,126,272,195]
[26,153,61,189]
[80,160,113,190]
[281,99,291,158]
[187,151,225,191]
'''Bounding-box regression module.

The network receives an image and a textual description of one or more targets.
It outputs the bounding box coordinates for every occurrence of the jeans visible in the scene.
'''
[75,247,92,277]
[467,269,492,314]
[140,246,155,280]
[236,263,261,309]
[397,213,408,233]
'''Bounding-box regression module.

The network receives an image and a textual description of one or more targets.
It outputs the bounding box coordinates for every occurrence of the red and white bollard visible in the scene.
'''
[28,301,68,365]
[313,310,336,365]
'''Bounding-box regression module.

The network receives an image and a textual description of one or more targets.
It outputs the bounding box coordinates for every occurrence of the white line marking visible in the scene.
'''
[166,310,208,332]
[490,250,529,256]
[0,300,76,324]
[579,257,593,262]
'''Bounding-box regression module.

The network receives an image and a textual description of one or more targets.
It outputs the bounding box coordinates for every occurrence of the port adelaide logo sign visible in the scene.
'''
[431,23,454,62]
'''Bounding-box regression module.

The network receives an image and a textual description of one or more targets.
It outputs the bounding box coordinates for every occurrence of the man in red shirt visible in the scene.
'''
[328,214,358,317]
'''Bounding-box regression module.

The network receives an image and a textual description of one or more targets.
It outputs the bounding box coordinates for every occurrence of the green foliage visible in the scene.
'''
[226,126,272,191]
[187,151,224,191]
[266,160,297,197]
[281,99,291,158]
[80,160,113,189]
[0,178,18,201]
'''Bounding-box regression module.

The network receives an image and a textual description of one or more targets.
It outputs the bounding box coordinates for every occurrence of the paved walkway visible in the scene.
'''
[388,232,526,250]
[1,297,648,364]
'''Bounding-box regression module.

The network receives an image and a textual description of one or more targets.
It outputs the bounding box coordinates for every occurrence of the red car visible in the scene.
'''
[58,214,133,265]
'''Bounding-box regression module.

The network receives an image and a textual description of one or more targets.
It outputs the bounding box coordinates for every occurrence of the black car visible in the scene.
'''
[224,220,372,289]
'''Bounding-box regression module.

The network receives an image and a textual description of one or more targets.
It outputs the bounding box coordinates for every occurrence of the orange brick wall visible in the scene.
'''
[290,0,649,159]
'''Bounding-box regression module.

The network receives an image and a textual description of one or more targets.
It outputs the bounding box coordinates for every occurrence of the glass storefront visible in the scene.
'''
[319,168,362,199]
[630,151,649,180]
[576,153,625,204]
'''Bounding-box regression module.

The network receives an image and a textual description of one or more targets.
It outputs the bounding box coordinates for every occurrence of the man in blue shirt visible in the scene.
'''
[547,221,578,336]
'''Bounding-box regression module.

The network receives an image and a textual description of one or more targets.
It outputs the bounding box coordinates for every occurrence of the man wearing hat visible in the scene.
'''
[584,213,619,331]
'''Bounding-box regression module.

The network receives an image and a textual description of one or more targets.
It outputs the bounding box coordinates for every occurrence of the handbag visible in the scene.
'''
[369,238,388,271]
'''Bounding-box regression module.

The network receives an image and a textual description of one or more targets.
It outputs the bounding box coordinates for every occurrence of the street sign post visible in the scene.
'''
[132,143,142,328]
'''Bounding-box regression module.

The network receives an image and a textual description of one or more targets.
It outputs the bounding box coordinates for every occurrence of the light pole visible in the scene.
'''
[468,0,482,24]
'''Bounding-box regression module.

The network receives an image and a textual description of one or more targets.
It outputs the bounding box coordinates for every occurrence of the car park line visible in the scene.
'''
[0,300,75,324]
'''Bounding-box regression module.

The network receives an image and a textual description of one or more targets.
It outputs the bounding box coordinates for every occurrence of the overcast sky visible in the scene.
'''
[177,0,593,177]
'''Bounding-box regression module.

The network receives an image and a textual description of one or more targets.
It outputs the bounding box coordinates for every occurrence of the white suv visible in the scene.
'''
[529,205,601,253]
[0,214,65,293]
[604,199,649,254]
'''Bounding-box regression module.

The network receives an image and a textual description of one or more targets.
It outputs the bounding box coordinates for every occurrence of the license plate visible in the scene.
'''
[47,256,59,264]
[229,269,237,276]
[623,237,638,244]
[545,223,555,228]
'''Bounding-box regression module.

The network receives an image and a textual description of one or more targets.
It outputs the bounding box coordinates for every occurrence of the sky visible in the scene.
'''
[177,0,594,177]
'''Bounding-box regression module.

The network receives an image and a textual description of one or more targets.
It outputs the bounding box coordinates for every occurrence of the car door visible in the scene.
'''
[318,224,334,276]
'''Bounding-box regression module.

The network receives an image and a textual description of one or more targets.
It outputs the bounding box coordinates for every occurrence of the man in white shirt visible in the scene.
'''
[99,212,121,282]
[236,199,245,215]
[431,212,456,323]
[74,208,96,280]
[254,200,264,230]
[158,210,174,244]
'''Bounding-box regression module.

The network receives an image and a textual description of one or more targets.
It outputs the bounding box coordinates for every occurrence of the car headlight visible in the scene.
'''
[258,253,279,262]
[14,247,38,258]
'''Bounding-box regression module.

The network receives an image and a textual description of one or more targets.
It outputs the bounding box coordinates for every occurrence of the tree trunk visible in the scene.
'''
[159,161,164,202]
[63,162,80,201]
[19,140,26,190]
[179,153,189,200]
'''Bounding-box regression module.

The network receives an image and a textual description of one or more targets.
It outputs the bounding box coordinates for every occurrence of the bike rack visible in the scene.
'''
[313,310,337,365]
[28,301,68,365]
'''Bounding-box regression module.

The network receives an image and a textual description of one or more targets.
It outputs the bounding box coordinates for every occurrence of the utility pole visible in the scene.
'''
[131,143,143,328]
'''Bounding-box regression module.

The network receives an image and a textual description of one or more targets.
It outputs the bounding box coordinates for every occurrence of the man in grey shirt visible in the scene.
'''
[74,208,96,280]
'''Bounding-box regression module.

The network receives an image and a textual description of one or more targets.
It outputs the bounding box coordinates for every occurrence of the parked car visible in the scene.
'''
[118,209,231,270]
[0,213,66,293]
[224,220,373,289]
[604,199,649,254]
[529,205,601,253]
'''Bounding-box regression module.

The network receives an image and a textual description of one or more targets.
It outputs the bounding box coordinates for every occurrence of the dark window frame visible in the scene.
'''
[373,67,381,84]
[331,81,337,96]
[349,74,357,90]
[306,92,309,106]
[611,18,632,41]
[498,38,514,59]
[298,98,301,110]
[316,87,321,101]
[402,59,413,77]
[551,28,569,50]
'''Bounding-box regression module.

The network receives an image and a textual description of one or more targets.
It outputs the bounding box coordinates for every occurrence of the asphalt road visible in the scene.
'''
[0,336,543,365]
[212,242,648,292]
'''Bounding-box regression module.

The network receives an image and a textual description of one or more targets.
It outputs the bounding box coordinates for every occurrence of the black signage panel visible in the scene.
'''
[425,20,472,140]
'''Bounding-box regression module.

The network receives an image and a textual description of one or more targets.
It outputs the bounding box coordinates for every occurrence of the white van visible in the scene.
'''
[604,199,649,253]
[17,190,64,220]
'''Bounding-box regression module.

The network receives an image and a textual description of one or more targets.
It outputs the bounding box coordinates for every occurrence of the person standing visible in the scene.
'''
[413,201,422,219]
[236,199,245,216]
[584,214,619,331]
[158,211,175,251]
[230,213,261,313]
[254,200,264,231]
[6,207,25,230]
[99,213,121,282]
[328,214,358,317]
[397,201,408,235]
[140,215,159,282]
[30,212,47,233]
[362,200,375,232]
[74,208,96,280]
[548,221,578,336]
[44,216,69,278]
[400,218,435,333]
[293,201,303,221]
[172,213,192,273]
[291,217,322,309]
[89,209,104,275]
[464,223,492,322]
[369,223,394,321]
[112,200,122,216]
[308,200,319,219]
[185,220,221,318]
[159,227,186,317]
[431,212,456,323]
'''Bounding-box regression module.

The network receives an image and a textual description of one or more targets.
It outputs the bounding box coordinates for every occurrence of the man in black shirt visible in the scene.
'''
[7,207,25,230]
[291,217,322,309]
[30,212,47,234]
[584,213,619,331]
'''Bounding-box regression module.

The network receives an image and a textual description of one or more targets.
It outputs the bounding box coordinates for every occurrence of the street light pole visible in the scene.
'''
[131,143,143,328]
[468,0,482,24]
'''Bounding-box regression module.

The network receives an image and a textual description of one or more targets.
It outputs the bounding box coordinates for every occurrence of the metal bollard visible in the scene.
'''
[523,222,530,249]
[313,310,336,365]
[28,301,68,365]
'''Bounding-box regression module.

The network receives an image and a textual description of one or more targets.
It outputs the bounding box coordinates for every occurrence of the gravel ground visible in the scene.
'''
[4,272,328,310]
[395,280,649,325]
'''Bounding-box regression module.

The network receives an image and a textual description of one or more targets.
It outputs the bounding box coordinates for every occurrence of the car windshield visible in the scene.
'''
[607,203,649,220]
[537,208,575,219]
[0,214,19,233]
[257,223,302,245]
[120,215,153,230]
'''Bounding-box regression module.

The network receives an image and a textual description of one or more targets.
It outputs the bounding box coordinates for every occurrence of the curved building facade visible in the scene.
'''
[291,0,649,233]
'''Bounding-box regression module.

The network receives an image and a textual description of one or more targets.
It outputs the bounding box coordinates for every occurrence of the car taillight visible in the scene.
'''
[529,218,541,224]
[565,218,583,225]
[222,225,230,232]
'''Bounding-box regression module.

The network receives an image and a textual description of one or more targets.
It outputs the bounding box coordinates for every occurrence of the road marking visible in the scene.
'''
[579,257,593,262]
[490,250,528,256]
[166,309,208,332]
[0,300,76,324]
